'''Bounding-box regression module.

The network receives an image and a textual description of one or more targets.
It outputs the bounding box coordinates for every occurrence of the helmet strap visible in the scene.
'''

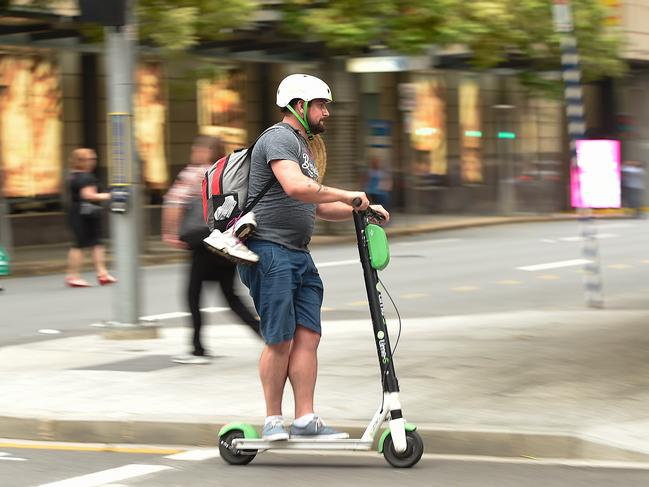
[287,102,313,140]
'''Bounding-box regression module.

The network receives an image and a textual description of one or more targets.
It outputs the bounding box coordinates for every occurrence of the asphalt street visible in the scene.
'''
[1,219,647,345]
[3,442,649,487]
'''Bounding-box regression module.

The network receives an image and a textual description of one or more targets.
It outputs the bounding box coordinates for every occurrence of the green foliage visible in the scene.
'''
[283,0,626,92]
[137,0,258,52]
[12,0,625,93]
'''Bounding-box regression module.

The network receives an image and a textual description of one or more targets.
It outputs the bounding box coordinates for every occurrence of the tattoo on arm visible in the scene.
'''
[307,180,328,193]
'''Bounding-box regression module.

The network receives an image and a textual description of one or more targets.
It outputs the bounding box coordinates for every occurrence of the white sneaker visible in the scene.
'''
[233,211,257,241]
[203,228,259,265]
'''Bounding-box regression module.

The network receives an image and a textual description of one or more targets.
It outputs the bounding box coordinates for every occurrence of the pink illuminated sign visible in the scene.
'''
[571,139,621,208]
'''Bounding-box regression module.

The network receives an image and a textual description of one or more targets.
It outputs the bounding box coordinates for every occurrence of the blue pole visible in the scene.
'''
[553,0,603,308]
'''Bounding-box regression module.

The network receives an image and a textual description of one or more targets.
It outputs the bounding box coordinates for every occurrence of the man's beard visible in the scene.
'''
[308,115,326,135]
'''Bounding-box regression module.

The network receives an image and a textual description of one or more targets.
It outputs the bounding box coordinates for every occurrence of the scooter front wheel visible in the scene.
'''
[383,430,424,468]
[219,430,257,465]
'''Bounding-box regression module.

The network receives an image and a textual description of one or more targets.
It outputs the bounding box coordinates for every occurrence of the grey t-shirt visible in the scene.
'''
[247,123,319,251]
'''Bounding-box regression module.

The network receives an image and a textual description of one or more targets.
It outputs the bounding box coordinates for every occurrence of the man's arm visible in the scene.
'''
[270,159,369,209]
[316,202,390,223]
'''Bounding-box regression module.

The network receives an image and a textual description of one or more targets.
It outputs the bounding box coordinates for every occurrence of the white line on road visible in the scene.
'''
[517,259,591,272]
[0,451,26,461]
[315,259,359,268]
[36,464,173,487]
[140,307,229,322]
[541,233,618,243]
[165,448,221,461]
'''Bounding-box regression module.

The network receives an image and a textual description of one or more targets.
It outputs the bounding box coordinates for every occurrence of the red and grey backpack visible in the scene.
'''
[201,124,298,232]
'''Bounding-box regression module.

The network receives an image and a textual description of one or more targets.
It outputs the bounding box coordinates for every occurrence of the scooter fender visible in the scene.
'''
[218,422,260,439]
[377,422,417,453]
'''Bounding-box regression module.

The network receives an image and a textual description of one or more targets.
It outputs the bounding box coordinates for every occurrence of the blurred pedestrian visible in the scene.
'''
[364,156,392,209]
[621,160,646,218]
[64,148,115,287]
[162,135,260,365]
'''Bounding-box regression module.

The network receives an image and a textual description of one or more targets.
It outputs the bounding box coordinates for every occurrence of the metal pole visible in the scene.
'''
[553,0,603,308]
[103,0,156,338]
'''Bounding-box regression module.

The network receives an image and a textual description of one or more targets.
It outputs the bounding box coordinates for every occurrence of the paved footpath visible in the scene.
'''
[3,307,649,461]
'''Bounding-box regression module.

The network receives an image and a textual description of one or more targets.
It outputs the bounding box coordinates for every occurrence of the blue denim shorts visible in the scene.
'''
[238,240,324,345]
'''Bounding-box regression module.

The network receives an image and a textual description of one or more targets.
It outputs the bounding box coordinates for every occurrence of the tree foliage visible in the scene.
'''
[283,0,625,88]
[11,0,625,89]
[137,0,258,52]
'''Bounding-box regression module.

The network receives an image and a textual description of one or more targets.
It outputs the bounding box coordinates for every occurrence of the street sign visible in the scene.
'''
[107,112,134,186]
[571,139,621,208]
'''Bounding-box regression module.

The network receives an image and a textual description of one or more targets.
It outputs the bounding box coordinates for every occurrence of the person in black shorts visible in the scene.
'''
[65,148,115,287]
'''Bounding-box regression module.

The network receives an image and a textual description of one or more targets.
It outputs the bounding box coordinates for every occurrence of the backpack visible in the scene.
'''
[202,124,299,232]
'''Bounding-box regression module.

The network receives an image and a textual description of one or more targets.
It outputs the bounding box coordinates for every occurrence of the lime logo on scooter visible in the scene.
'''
[377,331,390,364]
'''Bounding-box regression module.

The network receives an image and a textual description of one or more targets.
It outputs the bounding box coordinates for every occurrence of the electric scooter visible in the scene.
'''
[218,203,424,468]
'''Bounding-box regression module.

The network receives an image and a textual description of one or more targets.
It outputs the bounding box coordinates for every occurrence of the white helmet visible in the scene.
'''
[276,74,332,107]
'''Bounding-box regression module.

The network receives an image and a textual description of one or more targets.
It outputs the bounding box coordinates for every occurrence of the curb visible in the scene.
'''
[1,416,648,461]
[7,213,627,278]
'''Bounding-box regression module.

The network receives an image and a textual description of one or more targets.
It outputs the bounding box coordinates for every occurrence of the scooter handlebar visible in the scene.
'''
[352,198,385,222]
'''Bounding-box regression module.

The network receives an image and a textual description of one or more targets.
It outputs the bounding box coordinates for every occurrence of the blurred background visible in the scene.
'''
[3,2,649,485]
[0,0,642,250]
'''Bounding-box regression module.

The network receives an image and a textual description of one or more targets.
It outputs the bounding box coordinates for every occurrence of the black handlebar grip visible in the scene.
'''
[352,197,362,208]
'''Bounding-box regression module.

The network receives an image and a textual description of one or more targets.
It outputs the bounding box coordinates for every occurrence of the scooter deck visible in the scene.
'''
[232,438,374,451]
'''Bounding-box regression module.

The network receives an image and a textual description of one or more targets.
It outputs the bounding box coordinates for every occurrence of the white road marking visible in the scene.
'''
[165,448,221,461]
[559,233,618,242]
[0,451,26,461]
[36,464,173,487]
[139,307,229,322]
[38,329,61,335]
[541,233,618,243]
[517,259,591,272]
[316,259,359,268]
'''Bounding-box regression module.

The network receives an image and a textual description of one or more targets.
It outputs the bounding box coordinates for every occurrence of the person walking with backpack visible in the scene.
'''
[162,135,260,365]
[232,74,389,440]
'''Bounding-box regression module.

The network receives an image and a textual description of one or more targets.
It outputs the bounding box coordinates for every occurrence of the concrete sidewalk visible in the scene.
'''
[5,211,618,278]
[4,209,649,461]
[2,307,649,461]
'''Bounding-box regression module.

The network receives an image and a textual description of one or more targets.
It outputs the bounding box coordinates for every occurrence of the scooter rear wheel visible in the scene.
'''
[383,430,424,468]
[219,430,257,465]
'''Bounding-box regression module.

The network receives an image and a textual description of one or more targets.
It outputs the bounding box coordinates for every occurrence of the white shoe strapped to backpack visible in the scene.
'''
[232,211,257,241]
